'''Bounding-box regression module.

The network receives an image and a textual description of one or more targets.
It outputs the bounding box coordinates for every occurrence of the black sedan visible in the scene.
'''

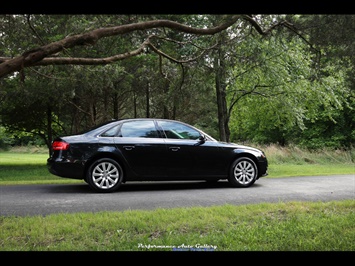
[47,118,268,193]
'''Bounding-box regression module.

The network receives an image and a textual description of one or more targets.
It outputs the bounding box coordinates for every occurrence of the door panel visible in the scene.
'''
[113,120,168,177]
[164,139,228,178]
[114,137,168,177]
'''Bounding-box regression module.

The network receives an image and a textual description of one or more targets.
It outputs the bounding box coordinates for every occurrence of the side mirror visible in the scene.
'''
[195,134,206,145]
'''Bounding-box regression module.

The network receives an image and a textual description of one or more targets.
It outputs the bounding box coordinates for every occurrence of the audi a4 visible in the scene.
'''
[47,118,268,192]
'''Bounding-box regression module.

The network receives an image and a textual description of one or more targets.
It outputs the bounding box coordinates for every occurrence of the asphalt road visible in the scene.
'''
[0,174,354,217]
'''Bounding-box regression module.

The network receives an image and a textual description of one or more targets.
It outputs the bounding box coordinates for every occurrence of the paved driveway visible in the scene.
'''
[0,175,354,217]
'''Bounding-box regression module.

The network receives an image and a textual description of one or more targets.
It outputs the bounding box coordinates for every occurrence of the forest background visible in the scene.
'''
[0,14,354,155]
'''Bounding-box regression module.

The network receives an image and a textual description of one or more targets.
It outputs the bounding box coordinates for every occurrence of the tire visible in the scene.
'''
[86,158,123,193]
[228,157,258,188]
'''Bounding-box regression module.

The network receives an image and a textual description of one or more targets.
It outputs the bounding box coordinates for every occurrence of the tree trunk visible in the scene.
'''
[214,50,230,142]
[146,82,150,118]
[46,105,52,156]
[113,92,118,119]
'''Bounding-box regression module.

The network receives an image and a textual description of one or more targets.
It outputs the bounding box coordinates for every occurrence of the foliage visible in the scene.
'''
[227,21,354,149]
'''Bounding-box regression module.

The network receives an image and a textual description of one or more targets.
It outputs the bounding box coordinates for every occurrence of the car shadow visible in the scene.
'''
[48,180,261,193]
[119,180,233,192]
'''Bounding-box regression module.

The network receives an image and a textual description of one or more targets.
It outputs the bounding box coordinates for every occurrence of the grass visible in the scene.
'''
[0,145,354,251]
[1,201,354,251]
[0,152,81,184]
[268,164,354,177]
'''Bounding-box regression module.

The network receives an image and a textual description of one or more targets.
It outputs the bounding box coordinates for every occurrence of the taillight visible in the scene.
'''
[52,141,70,150]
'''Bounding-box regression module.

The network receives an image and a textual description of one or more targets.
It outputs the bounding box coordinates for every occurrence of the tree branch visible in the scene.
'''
[0,16,243,79]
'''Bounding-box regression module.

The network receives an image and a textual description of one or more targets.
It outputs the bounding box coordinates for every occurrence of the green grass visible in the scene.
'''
[1,201,354,251]
[268,164,354,177]
[0,152,81,184]
[0,146,354,251]
[0,152,48,165]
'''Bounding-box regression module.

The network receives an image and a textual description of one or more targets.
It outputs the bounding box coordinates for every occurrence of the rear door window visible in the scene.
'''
[119,120,160,138]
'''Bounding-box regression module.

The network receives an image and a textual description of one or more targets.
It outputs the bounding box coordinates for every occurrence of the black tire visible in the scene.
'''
[86,158,123,193]
[228,157,258,188]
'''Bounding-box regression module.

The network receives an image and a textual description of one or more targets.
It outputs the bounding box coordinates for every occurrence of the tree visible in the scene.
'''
[6,14,347,151]
[0,15,296,139]
[287,14,355,148]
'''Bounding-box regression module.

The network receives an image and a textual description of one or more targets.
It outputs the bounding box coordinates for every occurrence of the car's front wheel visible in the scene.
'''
[228,157,258,188]
[86,158,123,193]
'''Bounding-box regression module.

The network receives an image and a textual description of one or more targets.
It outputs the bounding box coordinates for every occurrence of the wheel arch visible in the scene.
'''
[230,151,260,176]
[84,152,127,183]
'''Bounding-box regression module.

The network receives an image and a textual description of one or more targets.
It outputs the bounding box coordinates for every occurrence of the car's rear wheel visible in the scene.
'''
[86,158,123,193]
[228,157,258,188]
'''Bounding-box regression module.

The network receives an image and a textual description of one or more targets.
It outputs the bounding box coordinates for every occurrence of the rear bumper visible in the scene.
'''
[47,157,85,180]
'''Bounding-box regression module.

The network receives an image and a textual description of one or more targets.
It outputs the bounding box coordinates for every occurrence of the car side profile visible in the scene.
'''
[47,118,268,193]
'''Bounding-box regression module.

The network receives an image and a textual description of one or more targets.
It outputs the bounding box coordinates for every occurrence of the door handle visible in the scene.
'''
[169,147,180,152]
[123,146,135,151]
